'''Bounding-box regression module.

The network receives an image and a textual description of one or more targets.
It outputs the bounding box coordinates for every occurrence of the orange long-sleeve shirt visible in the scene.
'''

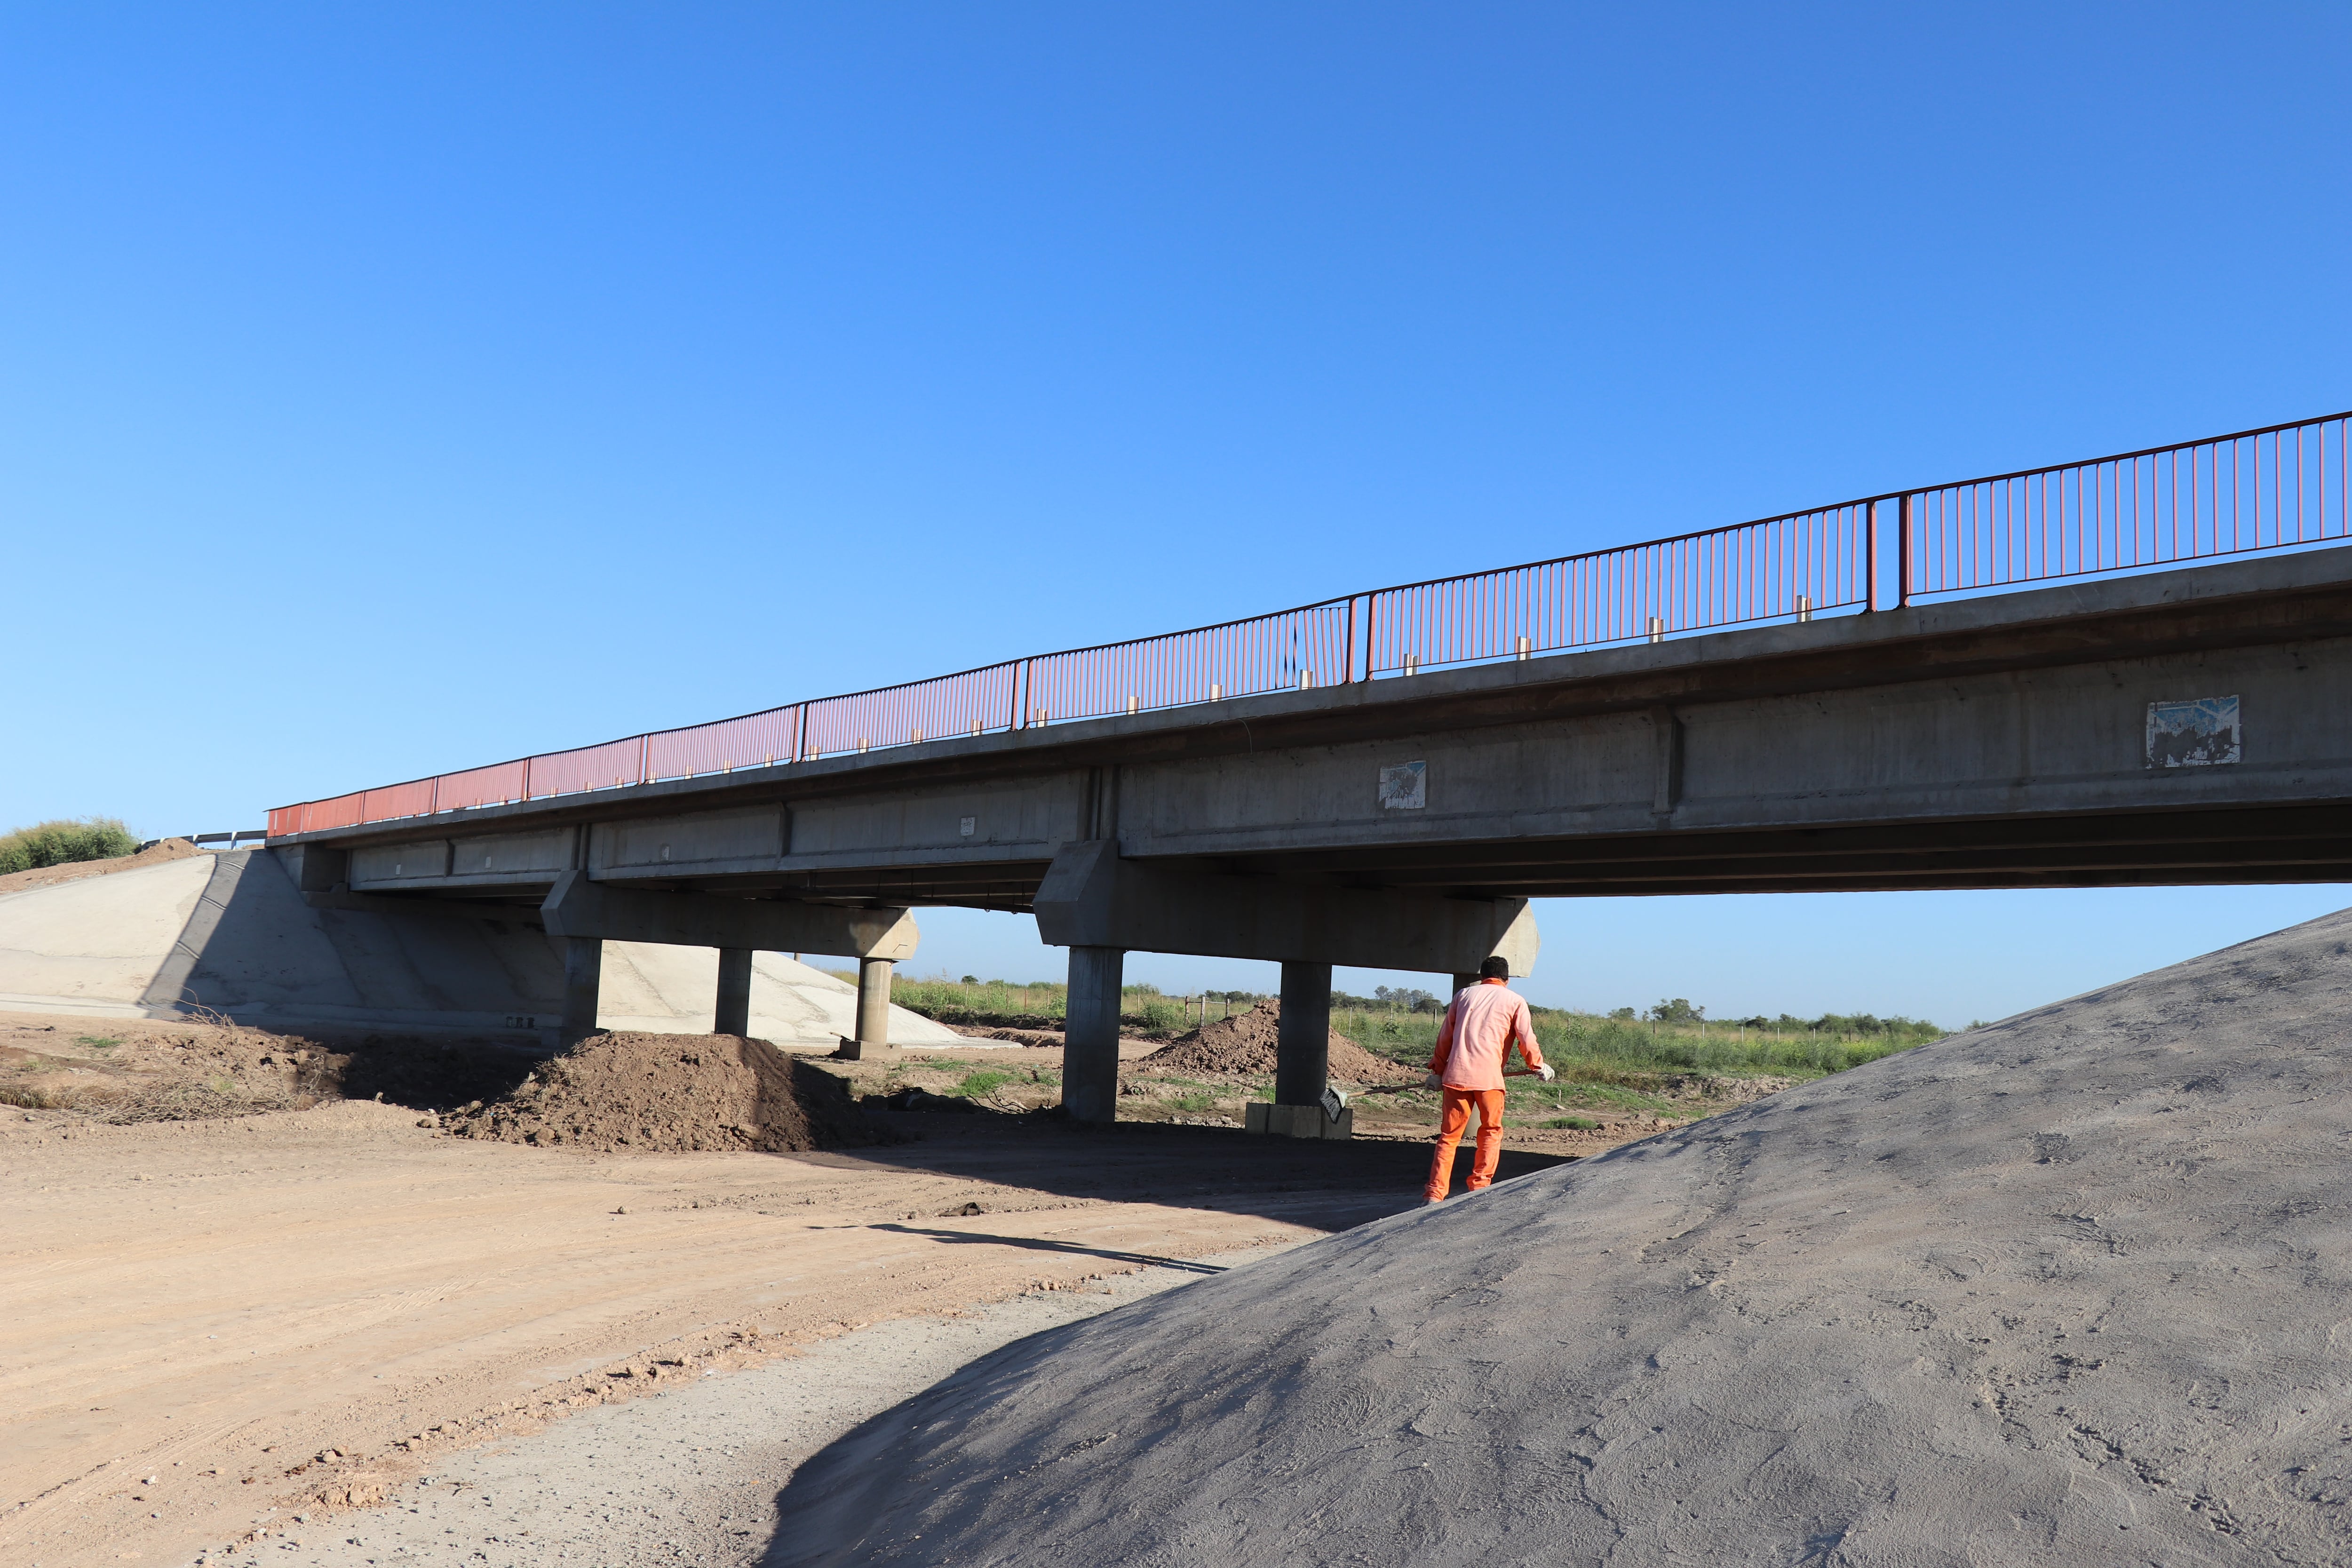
[1427,978,1545,1090]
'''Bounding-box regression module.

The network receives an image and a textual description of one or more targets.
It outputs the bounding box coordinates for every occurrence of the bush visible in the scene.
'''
[0,817,140,876]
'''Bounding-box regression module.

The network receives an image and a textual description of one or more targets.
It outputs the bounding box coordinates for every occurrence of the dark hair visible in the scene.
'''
[1478,955,1510,980]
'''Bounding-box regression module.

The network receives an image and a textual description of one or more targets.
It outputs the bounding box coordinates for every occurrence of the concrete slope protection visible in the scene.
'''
[767,909,2352,1567]
[0,850,960,1046]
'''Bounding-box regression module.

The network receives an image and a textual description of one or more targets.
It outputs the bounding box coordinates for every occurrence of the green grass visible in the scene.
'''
[1542,1115,1601,1130]
[951,1069,1017,1099]
[1170,1092,1218,1113]
[1334,1006,1941,1082]
[75,1036,120,1050]
[0,817,140,876]
[860,974,1251,1032]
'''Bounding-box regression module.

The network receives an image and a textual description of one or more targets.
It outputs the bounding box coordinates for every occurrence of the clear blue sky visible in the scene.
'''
[8,4,2350,1027]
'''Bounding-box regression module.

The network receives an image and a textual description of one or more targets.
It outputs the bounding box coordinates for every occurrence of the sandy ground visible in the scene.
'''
[0,1014,1575,1568]
[210,1244,1299,1566]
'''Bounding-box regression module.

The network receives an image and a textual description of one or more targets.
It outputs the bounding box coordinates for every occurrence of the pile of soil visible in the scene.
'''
[770,908,2352,1567]
[442,1031,890,1153]
[1137,998,1414,1084]
[0,836,201,896]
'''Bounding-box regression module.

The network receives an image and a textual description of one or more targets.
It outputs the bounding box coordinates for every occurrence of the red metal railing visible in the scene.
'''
[1366,500,1875,676]
[1904,411,2352,599]
[267,410,2352,839]
[1025,602,1352,724]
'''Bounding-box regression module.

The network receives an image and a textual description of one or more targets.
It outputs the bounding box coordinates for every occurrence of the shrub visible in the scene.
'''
[0,817,140,876]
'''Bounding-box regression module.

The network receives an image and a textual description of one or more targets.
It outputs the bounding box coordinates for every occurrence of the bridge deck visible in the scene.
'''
[277,547,2352,907]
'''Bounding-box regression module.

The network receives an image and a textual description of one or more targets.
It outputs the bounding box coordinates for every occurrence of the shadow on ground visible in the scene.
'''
[774,1109,1574,1236]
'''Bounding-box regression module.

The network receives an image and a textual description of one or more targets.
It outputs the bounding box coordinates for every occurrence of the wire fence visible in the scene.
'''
[268,409,2352,838]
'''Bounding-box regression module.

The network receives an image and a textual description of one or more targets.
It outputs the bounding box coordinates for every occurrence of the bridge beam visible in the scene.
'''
[1033,841,1537,975]
[539,871,918,958]
[540,872,918,1046]
[1034,841,1537,1121]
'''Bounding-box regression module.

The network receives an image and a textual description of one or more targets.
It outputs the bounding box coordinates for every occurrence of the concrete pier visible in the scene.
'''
[853,956,894,1056]
[1275,961,1333,1107]
[715,947,753,1037]
[560,936,602,1045]
[1063,946,1124,1123]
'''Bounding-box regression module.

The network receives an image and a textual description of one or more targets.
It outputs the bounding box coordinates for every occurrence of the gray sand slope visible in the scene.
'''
[765,909,2352,1566]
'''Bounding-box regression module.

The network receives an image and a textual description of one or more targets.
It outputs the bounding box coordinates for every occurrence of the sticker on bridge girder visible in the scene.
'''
[2146,696,2241,768]
[1379,760,1427,809]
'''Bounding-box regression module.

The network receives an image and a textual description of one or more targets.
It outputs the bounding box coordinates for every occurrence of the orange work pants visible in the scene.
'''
[1424,1087,1506,1201]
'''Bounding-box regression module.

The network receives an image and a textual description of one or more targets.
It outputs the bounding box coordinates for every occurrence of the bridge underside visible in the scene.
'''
[317,799,2352,919]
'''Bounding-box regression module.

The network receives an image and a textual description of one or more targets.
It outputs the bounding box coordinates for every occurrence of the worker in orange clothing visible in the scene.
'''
[1423,955,1553,1202]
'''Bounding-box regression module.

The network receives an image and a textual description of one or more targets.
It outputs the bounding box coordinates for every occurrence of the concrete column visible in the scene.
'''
[1451,972,1479,1000]
[1276,961,1333,1106]
[560,936,603,1045]
[715,947,753,1037]
[855,957,894,1052]
[1062,946,1124,1124]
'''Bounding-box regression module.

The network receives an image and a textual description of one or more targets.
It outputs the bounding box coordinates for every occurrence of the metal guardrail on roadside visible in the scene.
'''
[268,409,2352,838]
[142,832,270,852]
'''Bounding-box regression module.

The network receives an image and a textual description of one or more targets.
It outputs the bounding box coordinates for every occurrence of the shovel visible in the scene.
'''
[1322,1068,1544,1117]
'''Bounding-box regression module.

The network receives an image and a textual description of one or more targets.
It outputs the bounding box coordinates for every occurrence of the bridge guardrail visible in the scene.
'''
[267,410,2352,839]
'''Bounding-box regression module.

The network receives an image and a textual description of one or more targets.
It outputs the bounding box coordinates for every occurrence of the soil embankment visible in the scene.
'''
[0,836,201,896]
[443,1030,891,1152]
[768,907,2352,1566]
[1137,997,1415,1084]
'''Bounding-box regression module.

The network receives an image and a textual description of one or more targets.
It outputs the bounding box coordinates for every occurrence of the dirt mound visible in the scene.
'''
[0,836,201,896]
[1137,997,1414,1084]
[443,1031,890,1153]
[767,909,2352,1567]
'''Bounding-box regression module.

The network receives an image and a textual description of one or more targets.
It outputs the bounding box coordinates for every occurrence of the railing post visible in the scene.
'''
[1362,594,1376,679]
[1344,597,1357,683]
[1865,501,1878,613]
[1896,493,1911,609]
[638,733,650,783]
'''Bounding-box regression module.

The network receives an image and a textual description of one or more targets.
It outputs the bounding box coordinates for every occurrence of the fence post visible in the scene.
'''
[1344,597,1356,683]
[1011,661,1027,730]
[638,733,650,784]
[1362,594,1376,679]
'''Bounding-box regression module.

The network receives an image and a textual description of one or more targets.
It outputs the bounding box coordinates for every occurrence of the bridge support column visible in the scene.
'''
[715,947,753,1037]
[1275,961,1332,1107]
[1063,946,1124,1124]
[846,957,895,1059]
[560,936,602,1046]
[1451,972,1478,1000]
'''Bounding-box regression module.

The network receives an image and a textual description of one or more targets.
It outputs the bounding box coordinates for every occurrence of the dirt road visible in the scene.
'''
[1,1021,1565,1568]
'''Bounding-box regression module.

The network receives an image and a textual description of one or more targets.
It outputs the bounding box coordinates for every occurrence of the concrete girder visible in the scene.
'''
[538,872,919,960]
[1031,840,1538,977]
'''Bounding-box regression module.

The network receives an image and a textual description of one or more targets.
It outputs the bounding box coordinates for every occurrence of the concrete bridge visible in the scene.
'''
[270,548,2352,1119]
[268,412,2352,1122]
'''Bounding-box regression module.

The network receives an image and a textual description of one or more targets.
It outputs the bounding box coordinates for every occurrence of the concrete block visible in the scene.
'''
[1245,1100,1354,1139]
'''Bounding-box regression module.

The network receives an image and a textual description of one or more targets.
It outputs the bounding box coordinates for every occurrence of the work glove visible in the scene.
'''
[1421,1069,1443,1089]
[1536,1064,1556,1082]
